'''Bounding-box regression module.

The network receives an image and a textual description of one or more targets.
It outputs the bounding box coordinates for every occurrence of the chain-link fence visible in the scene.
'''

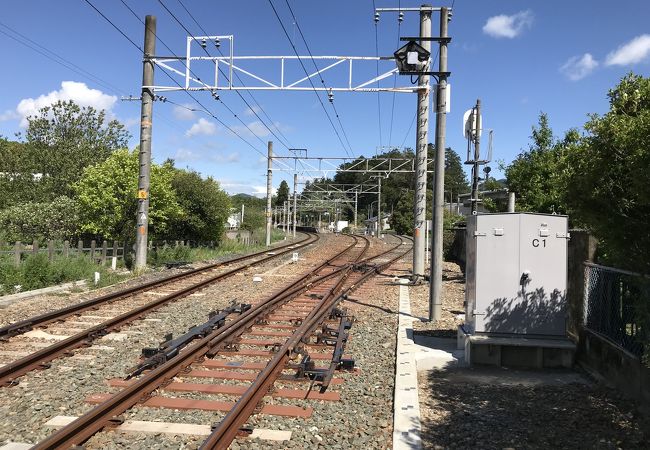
[584,263,648,357]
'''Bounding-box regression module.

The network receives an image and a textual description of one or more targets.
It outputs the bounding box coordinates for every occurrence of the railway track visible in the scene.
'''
[30,234,411,449]
[0,233,318,387]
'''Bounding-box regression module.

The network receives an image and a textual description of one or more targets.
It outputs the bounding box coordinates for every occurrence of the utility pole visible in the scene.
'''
[470,99,481,214]
[354,191,358,230]
[265,141,273,246]
[429,7,450,321]
[241,204,245,227]
[292,173,298,238]
[376,176,382,238]
[134,15,156,270]
[412,6,432,278]
[284,201,289,236]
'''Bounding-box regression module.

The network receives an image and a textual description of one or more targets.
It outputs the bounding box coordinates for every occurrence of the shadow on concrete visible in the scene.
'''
[417,364,650,449]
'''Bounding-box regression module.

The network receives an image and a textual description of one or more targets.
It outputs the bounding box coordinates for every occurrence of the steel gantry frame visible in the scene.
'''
[148,35,420,94]
[271,155,433,177]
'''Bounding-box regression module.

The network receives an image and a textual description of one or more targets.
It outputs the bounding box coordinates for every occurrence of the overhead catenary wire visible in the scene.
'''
[372,0,383,151]
[387,0,402,148]
[174,0,295,152]
[267,0,354,159]
[283,0,354,157]
[156,0,293,155]
[84,0,273,161]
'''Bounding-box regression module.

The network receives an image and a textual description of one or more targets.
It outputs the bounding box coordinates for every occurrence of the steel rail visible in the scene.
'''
[201,235,411,448]
[0,233,320,387]
[31,234,364,450]
[0,233,314,339]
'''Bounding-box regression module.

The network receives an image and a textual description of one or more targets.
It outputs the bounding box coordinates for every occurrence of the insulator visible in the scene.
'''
[398,12,404,22]
[214,38,220,48]
[200,38,207,48]
[374,12,380,23]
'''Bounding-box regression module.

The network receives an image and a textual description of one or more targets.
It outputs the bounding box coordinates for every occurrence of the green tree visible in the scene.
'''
[275,180,290,206]
[0,196,79,242]
[73,149,181,241]
[25,100,130,198]
[0,138,44,208]
[505,113,574,213]
[168,169,230,244]
[445,147,469,195]
[564,73,650,273]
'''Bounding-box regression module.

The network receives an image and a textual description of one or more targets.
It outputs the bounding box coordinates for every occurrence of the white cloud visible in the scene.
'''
[186,118,217,137]
[0,110,19,122]
[483,10,533,39]
[559,53,599,81]
[232,120,271,138]
[15,81,117,127]
[173,103,196,120]
[245,105,262,116]
[221,182,267,197]
[605,34,650,66]
[175,147,239,164]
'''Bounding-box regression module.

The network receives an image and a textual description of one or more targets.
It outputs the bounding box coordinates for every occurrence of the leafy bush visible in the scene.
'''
[0,196,79,242]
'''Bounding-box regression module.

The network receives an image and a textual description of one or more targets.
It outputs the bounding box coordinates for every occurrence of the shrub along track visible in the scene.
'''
[0,233,318,387]
[31,235,412,449]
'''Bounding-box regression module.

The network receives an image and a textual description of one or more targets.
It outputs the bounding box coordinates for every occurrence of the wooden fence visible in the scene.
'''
[0,240,128,267]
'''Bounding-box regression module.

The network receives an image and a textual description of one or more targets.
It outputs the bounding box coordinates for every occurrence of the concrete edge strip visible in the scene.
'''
[392,279,423,450]
[0,280,88,306]
[43,416,292,441]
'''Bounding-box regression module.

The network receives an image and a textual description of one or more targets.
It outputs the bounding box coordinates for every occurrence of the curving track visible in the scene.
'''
[0,233,318,387]
[31,234,412,449]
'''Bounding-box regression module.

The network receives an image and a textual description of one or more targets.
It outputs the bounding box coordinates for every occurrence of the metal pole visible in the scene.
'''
[284,201,288,235]
[354,191,358,230]
[292,173,298,238]
[429,7,449,321]
[471,99,481,214]
[412,5,432,277]
[508,192,516,212]
[265,141,273,246]
[134,15,156,270]
[376,177,382,238]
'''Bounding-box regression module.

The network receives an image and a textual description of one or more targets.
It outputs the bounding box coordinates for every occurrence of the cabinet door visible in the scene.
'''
[517,215,568,335]
[474,214,520,333]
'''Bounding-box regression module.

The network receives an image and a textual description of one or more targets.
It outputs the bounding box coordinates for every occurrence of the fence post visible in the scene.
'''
[101,240,108,265]
[63,240,69,258]
[14,242,21,267]
[32,240,39,256]
[90,240,96,262]
[47,240,54,262]
[77,240,83,257]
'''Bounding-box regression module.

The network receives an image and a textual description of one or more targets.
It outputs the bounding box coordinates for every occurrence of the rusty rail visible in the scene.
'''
[0,233,319,387]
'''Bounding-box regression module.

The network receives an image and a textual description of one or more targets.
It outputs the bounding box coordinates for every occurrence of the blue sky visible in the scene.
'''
[0,0,649,196]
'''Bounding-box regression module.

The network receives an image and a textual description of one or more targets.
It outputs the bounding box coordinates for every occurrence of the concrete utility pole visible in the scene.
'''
[134,15,156,270]
[508,192,516,212]
[284,201,288,235]
[265,142,273,246]
[292,173,298,238]
[429,7,450,321]
[241,204,245,226]
[470,99,481,214]
[412,6,432,278]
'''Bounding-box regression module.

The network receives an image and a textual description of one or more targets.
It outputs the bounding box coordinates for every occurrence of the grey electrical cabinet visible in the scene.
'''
[465,213,569,336]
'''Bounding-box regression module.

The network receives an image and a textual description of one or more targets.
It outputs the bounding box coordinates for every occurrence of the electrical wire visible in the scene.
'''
[283,0,354,157]
[157,0,292,154]
[0,21,125,97]
[387,0,401,148]
[267,0,354,158]
[174,0,294,151]
[84,0,270,160]
[372,0,383,151]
